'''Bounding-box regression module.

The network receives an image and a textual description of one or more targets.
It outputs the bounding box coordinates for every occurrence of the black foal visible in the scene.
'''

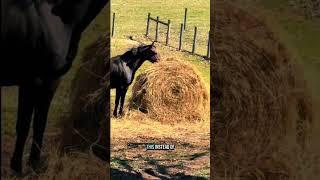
[110,42,160,117]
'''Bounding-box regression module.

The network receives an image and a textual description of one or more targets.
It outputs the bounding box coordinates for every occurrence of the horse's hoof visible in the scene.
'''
[91,144,108,161]
[10,158,22,175]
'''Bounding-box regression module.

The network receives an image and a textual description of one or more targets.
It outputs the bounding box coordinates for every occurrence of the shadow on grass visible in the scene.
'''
[111,168,144,180]
[182,152,208,160]
[111,167,208,180]
[111,151,209,179]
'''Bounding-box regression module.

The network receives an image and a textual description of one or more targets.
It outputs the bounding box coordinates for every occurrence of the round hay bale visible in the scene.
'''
[60,34,109,154]
[130,58,208,122]
[211,1,314,178]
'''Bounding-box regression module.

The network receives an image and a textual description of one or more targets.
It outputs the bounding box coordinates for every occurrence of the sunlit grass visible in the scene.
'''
[112,0,210,56]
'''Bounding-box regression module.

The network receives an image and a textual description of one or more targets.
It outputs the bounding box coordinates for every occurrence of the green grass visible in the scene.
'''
[112,0,210,56]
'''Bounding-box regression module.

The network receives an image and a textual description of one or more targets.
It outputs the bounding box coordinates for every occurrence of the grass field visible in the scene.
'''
[112,0,210,56]
[110,0,210,178]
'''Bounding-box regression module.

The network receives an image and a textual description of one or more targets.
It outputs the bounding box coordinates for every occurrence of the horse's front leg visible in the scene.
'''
[28,80,60,169]
[119,87,128,116]
[11,85,35,173]
[113,88,121,117]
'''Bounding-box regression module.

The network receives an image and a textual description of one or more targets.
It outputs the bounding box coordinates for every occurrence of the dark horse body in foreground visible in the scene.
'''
[1,0,108,173]
[110,43,160,117]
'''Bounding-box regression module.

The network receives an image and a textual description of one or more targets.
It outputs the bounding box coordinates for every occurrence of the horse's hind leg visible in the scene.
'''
[11,85,35,173]
[119,87,128,116]
[113,88,121,117]
[29,80,59,168]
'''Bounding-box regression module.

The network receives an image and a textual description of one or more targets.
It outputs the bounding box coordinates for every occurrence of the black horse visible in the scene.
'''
[110,43,160,117]
[0,0,108,173]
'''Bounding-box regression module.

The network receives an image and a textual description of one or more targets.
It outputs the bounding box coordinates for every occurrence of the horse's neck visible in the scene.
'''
[130,58,146,72]
[121,51,146,82]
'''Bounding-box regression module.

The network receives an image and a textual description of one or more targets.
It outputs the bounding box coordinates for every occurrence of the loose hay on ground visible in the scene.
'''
[211,1,316,179]
[130,58,208,123]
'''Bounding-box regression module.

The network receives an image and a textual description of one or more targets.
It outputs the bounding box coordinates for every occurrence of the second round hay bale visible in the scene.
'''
[60,34,109,152]
[211,1,315,178]
[130,58,208,122]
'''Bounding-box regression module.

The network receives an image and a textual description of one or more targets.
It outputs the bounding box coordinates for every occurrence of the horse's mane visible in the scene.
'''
[121,46,142,63]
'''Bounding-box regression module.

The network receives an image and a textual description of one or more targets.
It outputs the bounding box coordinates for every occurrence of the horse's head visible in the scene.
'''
[138,42,160,63]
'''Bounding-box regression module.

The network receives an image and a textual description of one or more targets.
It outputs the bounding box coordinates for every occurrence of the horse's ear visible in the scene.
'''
[151,41,155,46]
